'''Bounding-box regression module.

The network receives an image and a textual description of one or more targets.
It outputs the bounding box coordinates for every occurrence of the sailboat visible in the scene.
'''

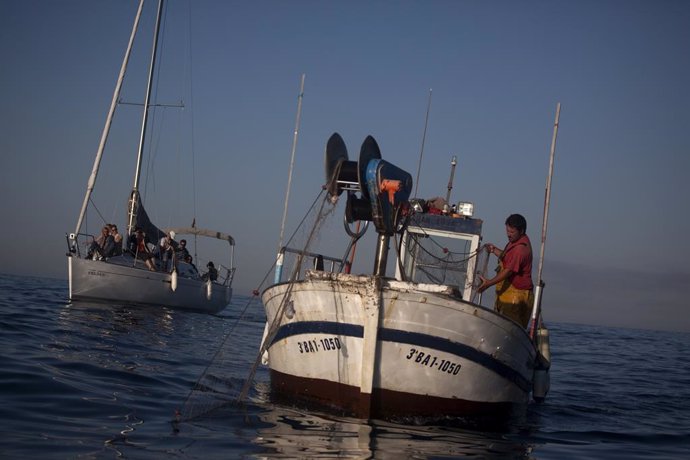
[256,126,556,419]
[66,0,235,314]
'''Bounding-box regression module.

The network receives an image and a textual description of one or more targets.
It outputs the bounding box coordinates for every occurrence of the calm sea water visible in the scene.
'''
[1,274,689,459]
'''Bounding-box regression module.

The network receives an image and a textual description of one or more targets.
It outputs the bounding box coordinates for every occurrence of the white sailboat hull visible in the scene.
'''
[69,255,231,314]
[262,270,536,418]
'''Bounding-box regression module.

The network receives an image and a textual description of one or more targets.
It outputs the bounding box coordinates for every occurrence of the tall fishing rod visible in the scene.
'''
[73,0,145,237]
[529,102,561,340]
[275,74,306,283]
[413,88,432,198]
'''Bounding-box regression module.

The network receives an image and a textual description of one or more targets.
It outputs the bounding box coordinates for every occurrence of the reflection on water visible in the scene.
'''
[229,381,536,459]
[255,408,531,458]
[60,300,176,338]
[249,404,536,459]
[172,375,540,458]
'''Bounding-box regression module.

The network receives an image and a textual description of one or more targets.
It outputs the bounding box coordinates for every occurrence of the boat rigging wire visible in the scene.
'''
[177,294,261,422]
[237,194,333,405]
[74,0,145,237]
[127,0,165,236]
[142,1,169,208]
[407,214,479,259]
[88,197,109,227]
[413,88,432,198]
[178,190,328,422]
[256,190,328,293]
[185,0,199,256]
[407,231,480,264]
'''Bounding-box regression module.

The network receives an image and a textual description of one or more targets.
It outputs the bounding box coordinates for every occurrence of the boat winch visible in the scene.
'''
[324,133,412,237]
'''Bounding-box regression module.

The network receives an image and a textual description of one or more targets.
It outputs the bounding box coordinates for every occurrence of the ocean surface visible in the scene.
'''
[1,274,689,459]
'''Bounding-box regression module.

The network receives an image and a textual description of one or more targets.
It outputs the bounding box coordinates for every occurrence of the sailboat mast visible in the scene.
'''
[127,0,165,236]
[73,0,145,236]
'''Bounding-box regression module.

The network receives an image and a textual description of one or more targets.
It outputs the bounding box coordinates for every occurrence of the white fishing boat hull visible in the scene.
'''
[69,255,231,314]
[262,270,536,419]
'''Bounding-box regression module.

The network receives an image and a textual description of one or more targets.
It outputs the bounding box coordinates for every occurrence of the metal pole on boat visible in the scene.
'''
[73,0,145,237]
[444,155,457,209]
[275,74,305,284]
[373,234,390,277]
[127,0,165,236]
[413,88,432,198]
[529,102,561,340]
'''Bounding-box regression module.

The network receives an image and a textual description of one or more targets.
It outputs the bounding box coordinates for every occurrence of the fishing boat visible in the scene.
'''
[257,128,555,419]
[65,0,235,314]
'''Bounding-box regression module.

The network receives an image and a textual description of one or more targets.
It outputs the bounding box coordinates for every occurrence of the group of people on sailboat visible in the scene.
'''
[127,227,157,271]
[126,228,182,272]
[123,227,216,280]
[87,224,123,261]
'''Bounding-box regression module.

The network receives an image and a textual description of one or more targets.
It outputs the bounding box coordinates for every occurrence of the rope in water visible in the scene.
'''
[176,190,331,422]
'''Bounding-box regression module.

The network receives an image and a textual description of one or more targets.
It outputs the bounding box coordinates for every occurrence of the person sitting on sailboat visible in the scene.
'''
[175,239,190,261]
[87,226,110,260]
[157,231,177,271]
[477,213,534,328]
[103,224,123,258]
[128,227,156,271]
[201,261,218,282]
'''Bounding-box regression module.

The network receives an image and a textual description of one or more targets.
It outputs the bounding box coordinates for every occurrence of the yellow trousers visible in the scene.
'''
[495,281,533,328]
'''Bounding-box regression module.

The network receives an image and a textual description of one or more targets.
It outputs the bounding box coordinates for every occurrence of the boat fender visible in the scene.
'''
[206,279,213,300]
[538,326,551,363]
[170,269,178,292]
[533,368,550,402]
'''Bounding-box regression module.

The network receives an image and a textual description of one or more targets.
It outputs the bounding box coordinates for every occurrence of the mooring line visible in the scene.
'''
[236,194,334,404]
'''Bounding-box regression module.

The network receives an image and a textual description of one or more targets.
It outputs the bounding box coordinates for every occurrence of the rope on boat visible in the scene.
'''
[176,293,261,422]
[408,214,478,259]
[175,190,332,423]
[236,194,335,404]
[88,197,109,227]
[408,231,482,263]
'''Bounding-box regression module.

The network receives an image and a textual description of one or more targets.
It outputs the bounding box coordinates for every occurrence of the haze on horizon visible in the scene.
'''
[1,0,688,333]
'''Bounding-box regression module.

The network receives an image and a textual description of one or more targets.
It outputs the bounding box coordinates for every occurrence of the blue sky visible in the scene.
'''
[2,0,689,332]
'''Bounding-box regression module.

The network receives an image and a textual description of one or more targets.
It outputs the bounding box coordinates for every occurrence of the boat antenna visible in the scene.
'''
[275,73,305,283]
[73,0,145,236]
[413,88,432,198]
[444,155,457,207]
[127,0,165,237]
[185,0,199,255]
[529,102,561,340]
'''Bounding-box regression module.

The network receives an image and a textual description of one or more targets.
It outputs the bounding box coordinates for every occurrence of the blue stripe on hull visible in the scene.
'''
[270,320,531,392]
[271,321,364,342]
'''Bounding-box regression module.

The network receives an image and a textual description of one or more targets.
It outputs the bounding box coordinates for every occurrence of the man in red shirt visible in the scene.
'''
[478,214,534,328]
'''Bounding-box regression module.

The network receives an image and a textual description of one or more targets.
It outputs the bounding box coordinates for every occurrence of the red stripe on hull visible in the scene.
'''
[269,369,520,420]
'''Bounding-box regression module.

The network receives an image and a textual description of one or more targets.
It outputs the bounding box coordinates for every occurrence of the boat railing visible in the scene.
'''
[66,231,99,259]
[219,265,236,287]
[276,246,344,283]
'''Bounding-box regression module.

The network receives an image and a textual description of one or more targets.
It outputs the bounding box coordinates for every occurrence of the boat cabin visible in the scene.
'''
[397,213,484,301]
